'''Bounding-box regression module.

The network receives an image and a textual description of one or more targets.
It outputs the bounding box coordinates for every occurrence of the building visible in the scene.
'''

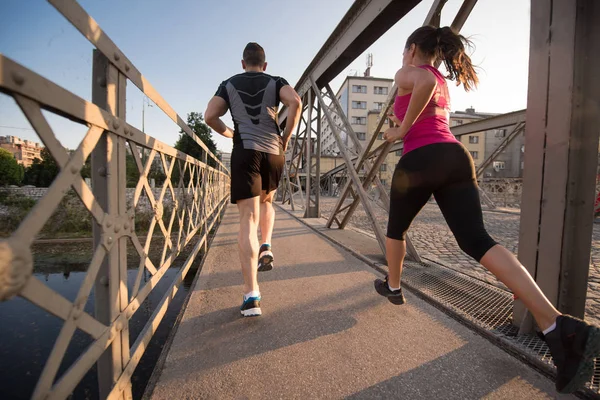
[319,74,396,188]
[451,108,525,178]
[319,155,346,174]
[321,75,394,155]
[218,151,231,171]
[0,135,43,167]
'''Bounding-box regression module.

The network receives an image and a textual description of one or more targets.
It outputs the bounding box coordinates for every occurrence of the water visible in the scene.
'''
[0,239,204,400]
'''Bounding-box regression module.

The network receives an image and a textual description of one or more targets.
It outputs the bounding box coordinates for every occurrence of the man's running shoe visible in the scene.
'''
[374,275,406,305]
[258,244,274,272]
[240,295,262,317]
[542,315,600,393]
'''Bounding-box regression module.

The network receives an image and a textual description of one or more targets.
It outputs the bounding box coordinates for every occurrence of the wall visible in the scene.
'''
[482,130,525,178]
[2,179,527,209]
[1,187,191,213]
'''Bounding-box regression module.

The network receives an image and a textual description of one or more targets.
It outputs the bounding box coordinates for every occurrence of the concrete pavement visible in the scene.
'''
[150,204,572,399]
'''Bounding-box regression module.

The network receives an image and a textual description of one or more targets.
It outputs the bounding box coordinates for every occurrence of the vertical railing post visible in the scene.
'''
[91,49,131,399]
[304,90,312,217]
[202,152,208,252]
[516,0,600,330]
[314,101,321,216]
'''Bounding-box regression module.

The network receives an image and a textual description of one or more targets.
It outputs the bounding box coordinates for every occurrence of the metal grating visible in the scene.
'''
[402,260,600,397]
[403,261,513,329]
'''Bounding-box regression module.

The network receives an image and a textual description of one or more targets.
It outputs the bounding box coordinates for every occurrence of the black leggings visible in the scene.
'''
[387,142,497,262]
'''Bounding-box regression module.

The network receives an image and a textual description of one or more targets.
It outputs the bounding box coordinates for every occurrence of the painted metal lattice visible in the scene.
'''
[0,1,230,399]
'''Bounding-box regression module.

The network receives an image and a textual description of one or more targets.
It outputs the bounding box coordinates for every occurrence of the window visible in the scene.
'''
[352,101,367,109]
[521,161,525,170]
[352,85,367,93]
[384,117,390,124]
[374,102,386,110]
[351,117,366,125]
[380,179,387,186]
[374,86,389,95]
[470,151,479,159]
[521,145,525,153]
[396,150,403,156]
[380,164,387,172]
[493,161,506,170]
[468,135,479,144]
[452,119,464,126]
[377,132,384,140]
[357,132,366,140]
[495,129,507,138]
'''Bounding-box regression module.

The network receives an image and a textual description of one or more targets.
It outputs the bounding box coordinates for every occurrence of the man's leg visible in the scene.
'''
[259,190,276,244]
[257,150,283,272]
[237,196,260,294]
[257,189,275,272]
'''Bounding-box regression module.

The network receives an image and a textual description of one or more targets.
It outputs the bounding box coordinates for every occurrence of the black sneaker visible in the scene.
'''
[542,315,600,393]
[240,295,262,317]
[258,244,273,272]
[374,275,406,305]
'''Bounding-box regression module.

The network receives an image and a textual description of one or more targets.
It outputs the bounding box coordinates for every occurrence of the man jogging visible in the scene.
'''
[205,42,302,317]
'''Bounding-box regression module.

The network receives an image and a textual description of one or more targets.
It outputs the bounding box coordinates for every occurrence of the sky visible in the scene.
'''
[0,0,530,154]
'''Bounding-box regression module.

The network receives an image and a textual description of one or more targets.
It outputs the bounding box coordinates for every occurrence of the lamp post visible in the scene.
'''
[142,96,153,133]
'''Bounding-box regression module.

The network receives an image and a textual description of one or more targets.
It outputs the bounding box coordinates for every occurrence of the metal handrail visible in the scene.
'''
[0,2,230,399]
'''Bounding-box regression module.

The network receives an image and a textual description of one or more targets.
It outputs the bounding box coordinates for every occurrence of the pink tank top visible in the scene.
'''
[393,65,458,154]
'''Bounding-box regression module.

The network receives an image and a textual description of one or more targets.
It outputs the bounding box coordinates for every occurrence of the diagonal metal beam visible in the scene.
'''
[279,0,423,126]
[323,84,390,209]
[476,122,525,177]
[311,76,387,254]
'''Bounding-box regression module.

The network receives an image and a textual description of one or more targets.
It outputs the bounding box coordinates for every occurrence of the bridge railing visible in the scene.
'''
[0,0,230,399]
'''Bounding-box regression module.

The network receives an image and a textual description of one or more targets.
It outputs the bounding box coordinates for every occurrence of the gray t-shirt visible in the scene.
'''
[215,72,289,155]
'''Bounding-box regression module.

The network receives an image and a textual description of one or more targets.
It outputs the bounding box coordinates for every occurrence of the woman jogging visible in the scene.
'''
[375,25,600,394]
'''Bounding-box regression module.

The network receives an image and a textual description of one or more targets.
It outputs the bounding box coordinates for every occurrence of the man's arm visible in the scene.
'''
[205,96,234,139]
[279,86,302,151]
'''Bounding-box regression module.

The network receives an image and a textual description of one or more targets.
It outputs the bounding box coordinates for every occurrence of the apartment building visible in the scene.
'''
[321,75,394,156]
[0,135,43,167]
[217,151,231,171]
[451,108,525,178]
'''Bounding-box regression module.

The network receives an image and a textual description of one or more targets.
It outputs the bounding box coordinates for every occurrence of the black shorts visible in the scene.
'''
[230,148,284,204]
[387,142,497,261]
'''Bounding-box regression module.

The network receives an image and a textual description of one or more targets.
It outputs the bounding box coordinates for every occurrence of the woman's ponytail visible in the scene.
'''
[405,26,479,92]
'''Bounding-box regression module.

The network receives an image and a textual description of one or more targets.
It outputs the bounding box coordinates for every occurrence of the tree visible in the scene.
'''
[23,148,60,187]
[172,112,219,185]
[0,148,24,186]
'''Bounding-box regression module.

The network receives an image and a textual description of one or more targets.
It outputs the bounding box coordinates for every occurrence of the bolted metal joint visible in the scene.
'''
[102,214,116,233]
[11,71,25,86]
[71,299,85,320]
[0,240,33,301]
[154,204,163,220]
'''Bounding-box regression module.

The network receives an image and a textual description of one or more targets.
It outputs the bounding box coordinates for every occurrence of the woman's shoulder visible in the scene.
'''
[395,65,437,89]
